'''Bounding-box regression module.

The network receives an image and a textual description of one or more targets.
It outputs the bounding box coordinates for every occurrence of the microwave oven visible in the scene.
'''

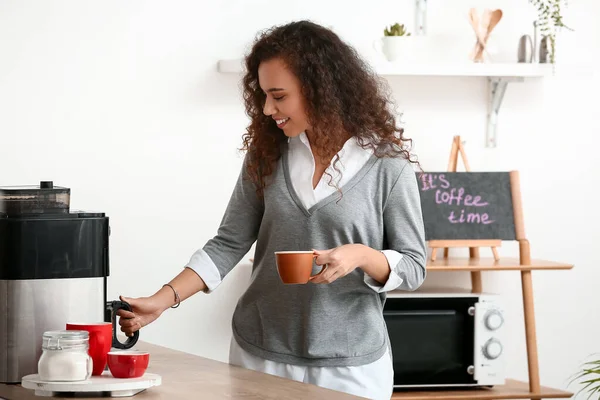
[383,288,506,389]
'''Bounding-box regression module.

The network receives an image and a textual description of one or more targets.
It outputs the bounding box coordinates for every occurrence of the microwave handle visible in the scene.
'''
[383,310,457,316]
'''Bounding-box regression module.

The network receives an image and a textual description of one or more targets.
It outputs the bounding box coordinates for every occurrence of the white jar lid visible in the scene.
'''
[42,330,89,350]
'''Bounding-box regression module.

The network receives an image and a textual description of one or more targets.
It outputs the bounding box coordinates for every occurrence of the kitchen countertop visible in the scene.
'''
[0,341,365,399]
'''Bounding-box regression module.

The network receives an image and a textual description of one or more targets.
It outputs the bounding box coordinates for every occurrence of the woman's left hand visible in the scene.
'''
[310,244,366,284]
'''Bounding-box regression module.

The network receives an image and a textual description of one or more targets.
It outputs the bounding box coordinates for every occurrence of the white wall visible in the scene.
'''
[1,0,598,396]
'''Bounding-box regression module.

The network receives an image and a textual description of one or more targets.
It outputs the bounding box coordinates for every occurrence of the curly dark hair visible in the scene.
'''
[241,20,420,196]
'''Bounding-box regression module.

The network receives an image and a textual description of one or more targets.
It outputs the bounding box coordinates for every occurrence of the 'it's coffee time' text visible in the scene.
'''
[419,173,494,225]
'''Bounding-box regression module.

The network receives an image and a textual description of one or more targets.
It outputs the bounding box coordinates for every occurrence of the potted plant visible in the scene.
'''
[384,23,411,38]
[377,23,413,62]
[570,355,600,399]
[529,0,573,63]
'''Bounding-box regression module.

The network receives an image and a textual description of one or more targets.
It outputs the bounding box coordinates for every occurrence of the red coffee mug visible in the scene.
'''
[275,251,326,284]
[66,323,112,376]
[107,350,149,378]
[66,300,139,376]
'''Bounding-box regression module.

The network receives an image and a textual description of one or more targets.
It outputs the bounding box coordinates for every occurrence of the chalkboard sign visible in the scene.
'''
[416,172,519,241]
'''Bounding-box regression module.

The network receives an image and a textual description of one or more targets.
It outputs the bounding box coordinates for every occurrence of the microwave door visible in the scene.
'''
[384,298,477,387]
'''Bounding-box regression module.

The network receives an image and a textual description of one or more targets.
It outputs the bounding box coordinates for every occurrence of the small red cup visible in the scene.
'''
[66,323,112,376]
[107,350,149,378]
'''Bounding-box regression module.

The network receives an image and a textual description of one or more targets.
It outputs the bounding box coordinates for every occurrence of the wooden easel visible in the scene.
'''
[427,135,501,294]
[429,135,501,263]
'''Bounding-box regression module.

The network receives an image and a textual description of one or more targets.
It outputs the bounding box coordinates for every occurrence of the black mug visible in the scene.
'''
[106,300,139,349]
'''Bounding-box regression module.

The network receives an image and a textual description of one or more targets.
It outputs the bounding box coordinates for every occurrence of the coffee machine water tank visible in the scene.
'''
[0,181,110,383]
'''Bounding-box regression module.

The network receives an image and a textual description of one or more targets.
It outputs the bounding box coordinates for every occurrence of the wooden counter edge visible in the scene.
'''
[0,341,366,400]
[390,379,573,399]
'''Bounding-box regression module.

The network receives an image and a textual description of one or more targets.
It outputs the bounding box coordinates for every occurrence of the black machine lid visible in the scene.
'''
[0,181,70,216]
[0,181,109,280]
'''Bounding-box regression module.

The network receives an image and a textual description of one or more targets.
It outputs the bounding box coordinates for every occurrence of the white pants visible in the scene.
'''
[229,337,393,400]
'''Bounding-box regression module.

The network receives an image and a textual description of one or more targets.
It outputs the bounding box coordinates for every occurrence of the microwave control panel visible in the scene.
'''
[473,296,505,385]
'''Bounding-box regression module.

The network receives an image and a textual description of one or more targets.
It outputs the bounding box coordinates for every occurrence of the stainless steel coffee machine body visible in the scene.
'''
[0,182,110,383]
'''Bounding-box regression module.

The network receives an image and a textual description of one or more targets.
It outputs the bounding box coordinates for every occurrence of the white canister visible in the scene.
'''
[38,330,93,382]
[373,36,420,63]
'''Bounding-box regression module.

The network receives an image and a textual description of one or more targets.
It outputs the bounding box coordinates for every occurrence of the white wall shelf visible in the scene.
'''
[217,58,551,78]
[374,63,551,78]
[216,58,551,147]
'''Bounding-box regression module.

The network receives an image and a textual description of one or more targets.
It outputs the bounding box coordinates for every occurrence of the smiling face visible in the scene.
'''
[258,58,311,138]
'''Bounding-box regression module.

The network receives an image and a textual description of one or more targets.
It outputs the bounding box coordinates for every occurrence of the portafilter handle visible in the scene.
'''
[106,300,139,349]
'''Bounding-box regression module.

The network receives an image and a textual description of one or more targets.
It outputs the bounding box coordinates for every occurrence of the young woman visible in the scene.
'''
[119,20,426,400]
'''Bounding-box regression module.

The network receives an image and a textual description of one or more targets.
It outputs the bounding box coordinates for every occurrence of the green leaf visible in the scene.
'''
[383,22,410,36]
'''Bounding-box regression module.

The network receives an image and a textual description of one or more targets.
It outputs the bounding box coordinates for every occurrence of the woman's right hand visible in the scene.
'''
[117,295,164,336]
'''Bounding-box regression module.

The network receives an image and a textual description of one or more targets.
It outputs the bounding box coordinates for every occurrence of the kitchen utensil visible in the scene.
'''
[474,9,503,62]
[468,8,492,61]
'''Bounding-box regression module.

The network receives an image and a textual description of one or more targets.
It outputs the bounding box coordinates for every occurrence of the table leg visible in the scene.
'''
[521,270,541,394]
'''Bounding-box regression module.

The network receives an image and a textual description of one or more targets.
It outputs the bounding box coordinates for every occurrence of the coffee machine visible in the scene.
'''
[0,181,111,383]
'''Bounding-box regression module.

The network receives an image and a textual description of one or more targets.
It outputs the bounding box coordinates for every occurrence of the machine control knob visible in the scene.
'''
[483,338,503,360]
[484,310,504,330]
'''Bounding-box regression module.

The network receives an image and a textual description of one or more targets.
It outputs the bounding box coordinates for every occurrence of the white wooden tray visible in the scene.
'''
[21,371,161,397]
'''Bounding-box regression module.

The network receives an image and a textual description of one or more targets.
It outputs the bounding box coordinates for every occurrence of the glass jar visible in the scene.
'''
[38,330,93,382]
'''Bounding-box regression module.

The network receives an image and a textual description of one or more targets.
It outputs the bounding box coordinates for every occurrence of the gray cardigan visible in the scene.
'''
[203,145,427,367]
